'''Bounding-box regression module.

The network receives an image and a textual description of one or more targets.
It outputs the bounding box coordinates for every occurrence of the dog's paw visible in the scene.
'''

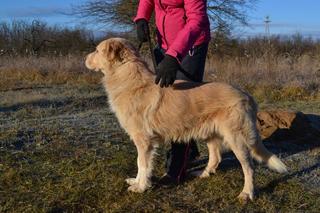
[200,171,211,178]
[127,184,146,193]
[238,191,254,204]
[125,178,137,185]
[190,169,212,178]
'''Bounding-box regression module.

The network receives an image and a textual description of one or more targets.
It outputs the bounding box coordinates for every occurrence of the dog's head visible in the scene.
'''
[85,38,139,74]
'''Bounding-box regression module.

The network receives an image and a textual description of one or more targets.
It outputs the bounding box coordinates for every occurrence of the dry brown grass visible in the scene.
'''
[202,52,320,105]
[205,54,320,93]
[0,55,102,91]
[3,51,319,102]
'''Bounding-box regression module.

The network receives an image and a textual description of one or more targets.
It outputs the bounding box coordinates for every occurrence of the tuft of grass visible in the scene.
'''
[248,84,314,103]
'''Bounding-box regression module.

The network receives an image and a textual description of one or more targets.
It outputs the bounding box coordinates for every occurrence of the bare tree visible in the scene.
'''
[23,20,55,56]
[71,0,257,31]
[208,0,257,29]
[71,0,139,30]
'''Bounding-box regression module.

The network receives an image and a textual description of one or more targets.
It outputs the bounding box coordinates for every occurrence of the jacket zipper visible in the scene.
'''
[159,0,168,48]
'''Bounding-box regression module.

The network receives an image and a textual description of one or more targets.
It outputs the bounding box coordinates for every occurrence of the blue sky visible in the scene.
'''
[1,0,320,38]
[242,0,320,38]
[0,0,85,26]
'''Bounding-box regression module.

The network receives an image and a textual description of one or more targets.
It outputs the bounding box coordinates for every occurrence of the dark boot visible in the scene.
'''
[159,141,199,185]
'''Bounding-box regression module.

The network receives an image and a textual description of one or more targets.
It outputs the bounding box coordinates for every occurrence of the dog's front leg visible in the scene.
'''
[126,133,154,193]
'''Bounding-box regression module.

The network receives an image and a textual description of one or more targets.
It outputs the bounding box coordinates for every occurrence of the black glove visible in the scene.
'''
[155,54,180,87]
[136,19,149,43]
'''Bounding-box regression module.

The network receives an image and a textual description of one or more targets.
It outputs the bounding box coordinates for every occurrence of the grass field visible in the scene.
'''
[1,55,320,212]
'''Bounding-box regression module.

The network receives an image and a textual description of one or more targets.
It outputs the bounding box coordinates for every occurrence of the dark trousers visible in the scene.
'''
[154,43,209,182]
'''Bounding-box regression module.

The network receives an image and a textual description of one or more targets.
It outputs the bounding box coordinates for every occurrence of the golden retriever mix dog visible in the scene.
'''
[85,38,287,202]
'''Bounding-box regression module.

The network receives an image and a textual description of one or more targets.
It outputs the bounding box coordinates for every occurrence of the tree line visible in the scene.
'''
[209,31,320,60]
[0,19,319,59]
[0,20,96,56]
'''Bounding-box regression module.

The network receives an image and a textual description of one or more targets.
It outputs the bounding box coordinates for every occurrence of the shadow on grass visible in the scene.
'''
[0,95,107,113]
[259,162,320,195]
[0,85,54,92]
[0,98,72,112]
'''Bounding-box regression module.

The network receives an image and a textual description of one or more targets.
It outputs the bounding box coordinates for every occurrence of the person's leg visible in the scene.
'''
[154,42,208,81]
[162,43,209,184]
[165,143,191,183]
[177,43,209,82]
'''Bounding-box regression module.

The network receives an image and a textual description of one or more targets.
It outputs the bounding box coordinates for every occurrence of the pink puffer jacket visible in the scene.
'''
[134,0,210,61]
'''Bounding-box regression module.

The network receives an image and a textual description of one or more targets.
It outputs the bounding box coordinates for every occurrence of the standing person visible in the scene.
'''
[134,0,211,185]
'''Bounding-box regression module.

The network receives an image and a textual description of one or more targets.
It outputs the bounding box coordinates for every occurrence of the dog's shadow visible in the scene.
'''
[0,95,107,113]
[258,163,320,195]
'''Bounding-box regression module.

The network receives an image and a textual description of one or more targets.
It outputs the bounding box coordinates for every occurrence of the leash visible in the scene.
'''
[146,27,158,73]
[137,27,157,73]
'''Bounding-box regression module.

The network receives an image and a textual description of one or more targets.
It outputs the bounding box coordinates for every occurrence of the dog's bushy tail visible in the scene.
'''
[240,95,288,174]
[250,140,288,173]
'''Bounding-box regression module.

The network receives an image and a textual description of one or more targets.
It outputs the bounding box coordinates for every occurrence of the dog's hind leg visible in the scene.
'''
[193,137,222,178]
[126,133,155,193]
[224,133,255,202]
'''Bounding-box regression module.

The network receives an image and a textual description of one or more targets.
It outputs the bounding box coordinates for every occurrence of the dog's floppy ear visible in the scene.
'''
[103,40,127,63]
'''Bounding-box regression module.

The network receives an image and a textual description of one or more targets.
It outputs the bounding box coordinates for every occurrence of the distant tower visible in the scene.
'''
[264,16,271,37]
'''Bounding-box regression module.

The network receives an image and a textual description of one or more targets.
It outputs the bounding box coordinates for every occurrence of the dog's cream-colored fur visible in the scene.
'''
[85,38,288,202]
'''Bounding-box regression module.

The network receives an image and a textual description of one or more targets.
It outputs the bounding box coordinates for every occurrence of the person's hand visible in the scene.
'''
[136,19,149,43]
[155,54,179,87]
